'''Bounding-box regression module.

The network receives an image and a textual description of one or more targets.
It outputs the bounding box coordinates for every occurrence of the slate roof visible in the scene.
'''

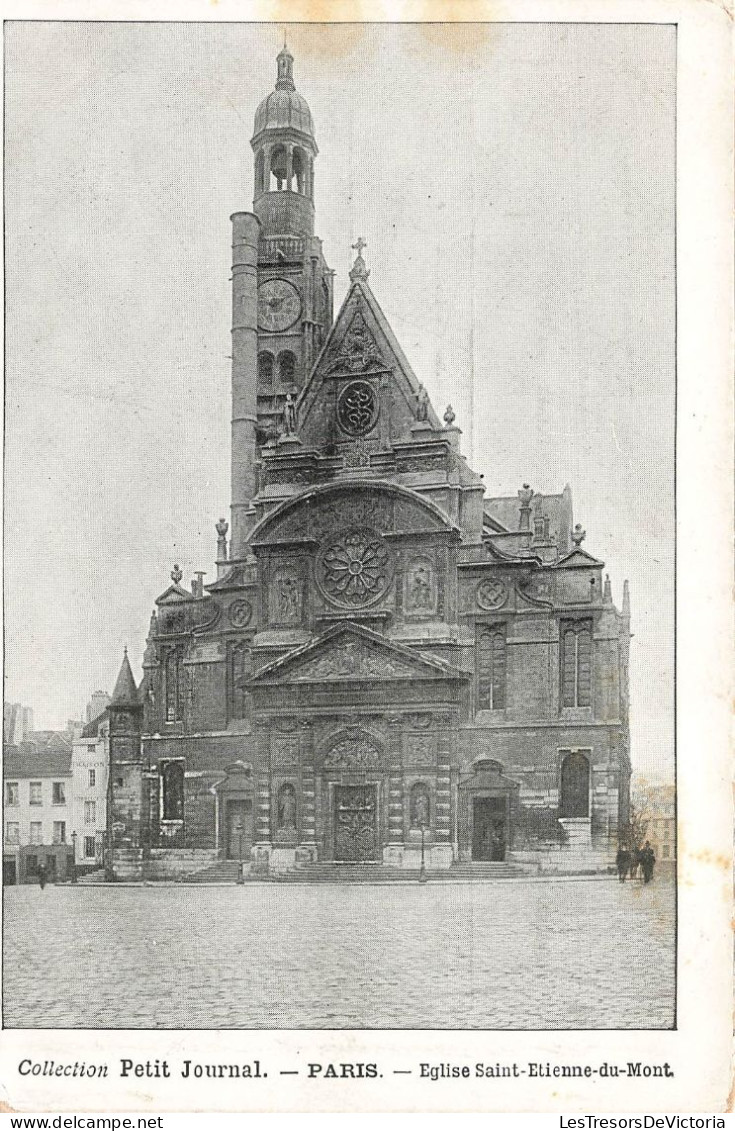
[4,745,72,778]
[111,651,139,707]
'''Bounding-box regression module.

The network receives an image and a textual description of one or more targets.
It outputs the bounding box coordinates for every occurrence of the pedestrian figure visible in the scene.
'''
[641,841,656,884]
[615,845,631,882]
[629,847,640,880]
[37,863,47,891]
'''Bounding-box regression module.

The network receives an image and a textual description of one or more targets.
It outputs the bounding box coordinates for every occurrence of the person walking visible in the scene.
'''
[629,846,640,880]
[615,845,631,882]
[37,862,47,891]
[641,841,656,884]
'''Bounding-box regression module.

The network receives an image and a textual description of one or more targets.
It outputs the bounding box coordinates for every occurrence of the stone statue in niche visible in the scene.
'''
[411,784,430,829]
[406,558,435,613]
[283,393,297,435]
[278,784,297,832]
[272,573,301,623]
[415,384,429,422]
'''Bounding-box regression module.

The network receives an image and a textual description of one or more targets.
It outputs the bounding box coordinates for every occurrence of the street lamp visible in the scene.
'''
[70,831,78,884]
[419,820,428,884]
[236,820,245,885]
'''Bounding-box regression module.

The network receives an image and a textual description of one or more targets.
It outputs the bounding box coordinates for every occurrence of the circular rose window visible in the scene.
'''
[337,380,378,436]
[317,529,392,608]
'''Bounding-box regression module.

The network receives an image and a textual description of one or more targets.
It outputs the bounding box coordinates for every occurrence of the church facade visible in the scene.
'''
[108,47,631,879]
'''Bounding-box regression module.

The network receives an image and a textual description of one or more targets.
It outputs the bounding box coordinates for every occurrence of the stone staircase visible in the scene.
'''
[182,860,243,884]
[243,860,529,883]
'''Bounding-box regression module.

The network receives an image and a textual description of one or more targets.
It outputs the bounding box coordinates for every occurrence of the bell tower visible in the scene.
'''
[249,44,333,437]
[230,44,333,560]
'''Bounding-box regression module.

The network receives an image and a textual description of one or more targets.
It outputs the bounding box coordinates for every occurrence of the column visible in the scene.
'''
[299,719,317,863]
[434,713,454,868]
[254,719,272,854]
[385,715,405,867]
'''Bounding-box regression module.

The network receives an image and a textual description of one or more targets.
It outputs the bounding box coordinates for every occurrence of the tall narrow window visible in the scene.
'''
[53,821,66,845]
[477,626,507,710]
[29,822,42,845]
[258,351,274,385]
[278,350,297,386]
[5,782,18,806]
[559,751,590,817]
[161,761,185,821]
[84,801,96,825]
[560,619,593,707]
[165,649,182,722]
[228,642,250,722]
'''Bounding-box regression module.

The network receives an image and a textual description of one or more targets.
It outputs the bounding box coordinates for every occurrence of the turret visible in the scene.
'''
[230,210,260,559]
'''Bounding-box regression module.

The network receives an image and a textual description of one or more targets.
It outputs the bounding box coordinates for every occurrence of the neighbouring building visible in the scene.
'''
[71,710,110,867]
[3,703,34,747]
[632,779,675,867]
[106,46,631,880]
[86,691,111,724]
[3,746,74,884]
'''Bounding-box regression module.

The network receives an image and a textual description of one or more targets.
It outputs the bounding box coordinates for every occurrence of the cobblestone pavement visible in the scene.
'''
[4,877,674,1029]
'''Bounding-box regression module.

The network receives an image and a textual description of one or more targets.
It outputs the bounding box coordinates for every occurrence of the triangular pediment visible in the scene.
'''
[249,622,469,685]
[297,279,442,445]
[555,548,605,569]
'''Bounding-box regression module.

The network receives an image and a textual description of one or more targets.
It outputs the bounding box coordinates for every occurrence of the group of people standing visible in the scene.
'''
[616,841,656,883]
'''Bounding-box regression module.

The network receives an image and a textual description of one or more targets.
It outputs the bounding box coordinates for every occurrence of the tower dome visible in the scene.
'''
[252,44,315,142]
[250,43,318,239]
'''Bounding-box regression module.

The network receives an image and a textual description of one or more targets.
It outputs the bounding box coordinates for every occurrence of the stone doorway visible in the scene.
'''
[225,799,253,861]
[333,784,378,862]
[472,796,507,861]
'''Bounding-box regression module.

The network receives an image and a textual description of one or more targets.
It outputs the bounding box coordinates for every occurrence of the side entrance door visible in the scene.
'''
[225,799,253,860]
[334,785,378,862]
[472,797,507,861]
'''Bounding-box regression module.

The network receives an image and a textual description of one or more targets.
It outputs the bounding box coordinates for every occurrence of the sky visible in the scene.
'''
[5,22,675,778]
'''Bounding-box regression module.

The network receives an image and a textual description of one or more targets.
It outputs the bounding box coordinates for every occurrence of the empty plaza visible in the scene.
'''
[4,877,674,1030]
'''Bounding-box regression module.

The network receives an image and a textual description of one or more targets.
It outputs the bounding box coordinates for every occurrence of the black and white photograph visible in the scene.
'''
[1,7,732,1115]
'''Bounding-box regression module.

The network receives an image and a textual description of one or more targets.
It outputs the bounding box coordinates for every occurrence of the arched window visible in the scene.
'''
[561,619,593,707]
[258,351,274,385]
[559,751,590,817]
[161,760,184,821]
[278,350,297,386]
[477,626,506,710]
[270,146,287,191]
[292,147,305,194]
[255,150,265,195]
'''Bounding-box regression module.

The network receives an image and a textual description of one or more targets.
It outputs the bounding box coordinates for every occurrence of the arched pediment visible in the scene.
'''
[250,480,459,548]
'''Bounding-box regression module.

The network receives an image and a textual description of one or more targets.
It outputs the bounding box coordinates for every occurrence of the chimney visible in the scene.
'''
[230,211,261,559]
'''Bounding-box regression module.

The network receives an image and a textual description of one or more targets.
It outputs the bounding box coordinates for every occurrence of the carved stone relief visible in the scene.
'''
[272,736,300,767]
[404,734,436,767]
[291,638,415,681]
[476,577,509,611]
[324,736,381,772]
[326,310,386,375]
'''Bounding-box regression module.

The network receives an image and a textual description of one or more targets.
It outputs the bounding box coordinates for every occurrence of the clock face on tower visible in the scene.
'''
[257,279,302,332]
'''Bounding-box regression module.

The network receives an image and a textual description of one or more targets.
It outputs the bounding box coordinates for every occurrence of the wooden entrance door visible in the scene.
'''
[334,785,378,862]
[472,797,507,861]
[225,799,253,860]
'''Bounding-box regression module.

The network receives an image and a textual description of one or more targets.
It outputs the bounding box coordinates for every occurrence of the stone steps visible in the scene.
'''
[182,861,243,884]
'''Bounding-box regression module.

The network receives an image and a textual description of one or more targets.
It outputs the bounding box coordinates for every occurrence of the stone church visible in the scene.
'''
[108,46,631,879]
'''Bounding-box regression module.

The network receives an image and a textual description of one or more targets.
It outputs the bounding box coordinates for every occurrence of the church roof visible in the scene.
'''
[111,650,139,707]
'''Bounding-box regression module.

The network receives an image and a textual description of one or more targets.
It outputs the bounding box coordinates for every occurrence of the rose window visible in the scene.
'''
[318,529,392,607]
[337,380,378,436]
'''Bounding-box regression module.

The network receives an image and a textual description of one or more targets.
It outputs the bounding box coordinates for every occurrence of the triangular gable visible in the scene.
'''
[155,583,195,606]
[298,278,442,435]
[249,622,469,685]
[555,548,605,569]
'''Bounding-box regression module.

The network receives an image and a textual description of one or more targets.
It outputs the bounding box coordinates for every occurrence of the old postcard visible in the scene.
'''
[1,0,731,1115]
